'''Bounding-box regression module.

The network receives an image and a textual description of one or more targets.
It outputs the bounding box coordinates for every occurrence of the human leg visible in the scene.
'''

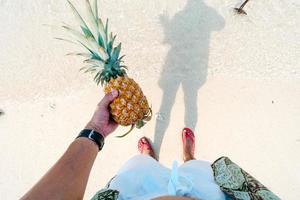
[116,137,160,174]
[108,138,170,198]
[179,129,226,199]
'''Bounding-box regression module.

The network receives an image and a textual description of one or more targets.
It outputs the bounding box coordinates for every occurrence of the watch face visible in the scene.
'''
[91,130,104,149]
[88,131,96,140]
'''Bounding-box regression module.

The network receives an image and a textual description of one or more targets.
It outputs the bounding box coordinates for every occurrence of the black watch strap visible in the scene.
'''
[76,129,104,151]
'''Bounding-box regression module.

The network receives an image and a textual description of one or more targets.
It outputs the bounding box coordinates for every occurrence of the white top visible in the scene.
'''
[108,155,226,200]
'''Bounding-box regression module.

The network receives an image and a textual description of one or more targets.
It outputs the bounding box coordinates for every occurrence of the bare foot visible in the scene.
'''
[182,128,195,162]
[138,137,157,160]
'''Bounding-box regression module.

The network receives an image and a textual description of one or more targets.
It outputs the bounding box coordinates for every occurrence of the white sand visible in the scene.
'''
[0,0,300,199]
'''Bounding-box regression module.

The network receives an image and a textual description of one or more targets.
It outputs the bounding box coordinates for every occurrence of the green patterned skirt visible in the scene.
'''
[211,157,280,200]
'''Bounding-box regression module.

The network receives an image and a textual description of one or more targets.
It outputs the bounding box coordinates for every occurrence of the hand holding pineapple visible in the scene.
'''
[63,0,151,137]
[85,90,119,138]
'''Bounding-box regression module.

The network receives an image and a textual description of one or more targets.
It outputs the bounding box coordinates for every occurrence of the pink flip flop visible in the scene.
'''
[138,137,156,160]
[182,128,195,158]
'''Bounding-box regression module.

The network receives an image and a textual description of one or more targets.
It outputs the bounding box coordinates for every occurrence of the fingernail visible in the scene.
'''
[111,89,118,98]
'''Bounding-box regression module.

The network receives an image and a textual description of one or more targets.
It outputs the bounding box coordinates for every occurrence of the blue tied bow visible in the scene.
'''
[168,161,193,196]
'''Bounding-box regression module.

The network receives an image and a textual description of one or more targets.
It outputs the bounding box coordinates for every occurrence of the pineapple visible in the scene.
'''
[63,0,151,137]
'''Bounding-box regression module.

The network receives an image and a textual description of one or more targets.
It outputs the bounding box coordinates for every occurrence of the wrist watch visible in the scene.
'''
[76,129,104,151]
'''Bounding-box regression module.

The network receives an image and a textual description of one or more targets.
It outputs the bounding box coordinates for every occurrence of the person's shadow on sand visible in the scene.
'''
[153,0,225,157]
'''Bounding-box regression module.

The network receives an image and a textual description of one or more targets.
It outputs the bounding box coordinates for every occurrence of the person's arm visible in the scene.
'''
[21,90,119,200]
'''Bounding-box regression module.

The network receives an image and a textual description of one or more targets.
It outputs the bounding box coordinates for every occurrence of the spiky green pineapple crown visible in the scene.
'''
[63,0,127,85]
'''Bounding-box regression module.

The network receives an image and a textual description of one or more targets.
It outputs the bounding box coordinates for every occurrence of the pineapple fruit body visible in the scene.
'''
[104,76,149,126]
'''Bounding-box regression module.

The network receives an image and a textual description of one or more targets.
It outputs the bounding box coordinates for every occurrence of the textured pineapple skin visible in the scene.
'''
[104,76,149,126]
